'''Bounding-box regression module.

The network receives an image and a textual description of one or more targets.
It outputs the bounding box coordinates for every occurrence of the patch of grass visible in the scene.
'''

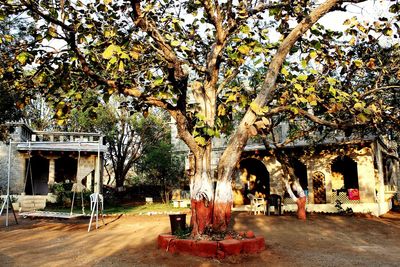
[104,203,189,215]
[44,202,190,215]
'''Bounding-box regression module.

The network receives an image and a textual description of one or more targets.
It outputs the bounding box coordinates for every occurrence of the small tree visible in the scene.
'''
[136,140,185,203]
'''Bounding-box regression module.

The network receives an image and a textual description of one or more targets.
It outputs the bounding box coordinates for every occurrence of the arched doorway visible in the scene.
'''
[312,171,326,204]
[25,155,49,195]
[239,158,270,203]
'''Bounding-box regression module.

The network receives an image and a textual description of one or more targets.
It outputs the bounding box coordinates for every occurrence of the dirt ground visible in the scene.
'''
[1,211,400,267]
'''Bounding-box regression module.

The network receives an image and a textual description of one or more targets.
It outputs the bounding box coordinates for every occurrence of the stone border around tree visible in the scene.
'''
[158,234,265,259]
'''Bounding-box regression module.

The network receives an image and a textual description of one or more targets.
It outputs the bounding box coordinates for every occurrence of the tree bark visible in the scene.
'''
[189,146,214,236]
[276,150,307,220]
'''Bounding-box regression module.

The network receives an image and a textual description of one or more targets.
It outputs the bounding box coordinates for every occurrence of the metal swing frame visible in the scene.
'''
[0,141,19,226]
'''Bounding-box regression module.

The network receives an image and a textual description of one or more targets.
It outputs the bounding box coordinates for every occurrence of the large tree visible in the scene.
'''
[1,0,399,235]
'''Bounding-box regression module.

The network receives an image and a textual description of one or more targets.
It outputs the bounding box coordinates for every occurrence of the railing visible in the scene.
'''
[32,131,103,143]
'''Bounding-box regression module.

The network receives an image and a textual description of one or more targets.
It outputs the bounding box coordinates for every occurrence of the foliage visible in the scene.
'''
[134,136,185,203]
[68,95,171,189]
[22,96,56,131]
[49,182,91,208]
[0,16,29,139]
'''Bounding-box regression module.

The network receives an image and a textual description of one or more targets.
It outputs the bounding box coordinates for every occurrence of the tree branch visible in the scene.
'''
[359,85,400,99]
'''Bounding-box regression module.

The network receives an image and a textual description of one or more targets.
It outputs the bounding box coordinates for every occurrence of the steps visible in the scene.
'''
[18,196,47,212]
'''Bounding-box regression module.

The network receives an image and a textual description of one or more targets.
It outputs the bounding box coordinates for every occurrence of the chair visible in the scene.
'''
[90,193,104,212]
[266,194,282,215]
[247,193,266,215]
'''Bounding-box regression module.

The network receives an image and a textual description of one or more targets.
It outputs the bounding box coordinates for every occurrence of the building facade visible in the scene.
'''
[172,122,400,216]
[0,123,107,209]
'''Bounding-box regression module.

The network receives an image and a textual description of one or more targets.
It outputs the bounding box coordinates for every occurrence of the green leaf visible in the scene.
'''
[153,77,164,86]
[171,40,180,47]
[16,52,30,65]
[194,136,206,146]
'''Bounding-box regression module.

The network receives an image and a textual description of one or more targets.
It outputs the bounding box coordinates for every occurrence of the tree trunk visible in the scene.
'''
[213,179,233,231]
[189,146,214,236]
[277,151,307,220]
[213,128,250,231]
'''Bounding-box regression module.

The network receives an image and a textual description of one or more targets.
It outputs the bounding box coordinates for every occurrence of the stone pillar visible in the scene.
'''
[306,159,315,204]
[48,158,56,185]
[355,149,376,203]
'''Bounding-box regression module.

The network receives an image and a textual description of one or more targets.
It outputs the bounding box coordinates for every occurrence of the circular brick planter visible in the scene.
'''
[158,233,265,259]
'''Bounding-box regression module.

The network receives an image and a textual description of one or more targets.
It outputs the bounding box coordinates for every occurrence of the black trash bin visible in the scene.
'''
[169,214,186,234]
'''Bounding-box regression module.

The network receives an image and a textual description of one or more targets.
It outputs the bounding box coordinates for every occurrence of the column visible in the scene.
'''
[48,158,55,185]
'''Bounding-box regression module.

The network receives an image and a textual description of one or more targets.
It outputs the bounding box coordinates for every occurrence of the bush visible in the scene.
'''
[49,182,91,208]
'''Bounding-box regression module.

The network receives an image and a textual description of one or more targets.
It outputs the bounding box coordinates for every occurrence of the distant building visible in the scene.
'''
[0,123,107,210]
[171,121,400,216]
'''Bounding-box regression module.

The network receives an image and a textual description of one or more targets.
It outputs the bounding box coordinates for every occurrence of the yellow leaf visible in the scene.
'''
[238,45,250,55]
[218,105,226,116]
[104,0,112,4]
[171,40,180,47]
[298,74,308,81]
[262,117,270,126]
[226,94,237,103]
[16,52,29,65]
[354,102,364,110]
[102,44,117,59]
[130,51,140,60]
[250,102,264,115]
[294,83,303,92]
[353,59,363,68]
[118,61,124,72]
[281,67,289,76]
[310,51,317,59]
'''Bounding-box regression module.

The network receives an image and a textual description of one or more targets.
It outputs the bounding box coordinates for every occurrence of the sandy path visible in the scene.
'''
[1,212,400,266]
